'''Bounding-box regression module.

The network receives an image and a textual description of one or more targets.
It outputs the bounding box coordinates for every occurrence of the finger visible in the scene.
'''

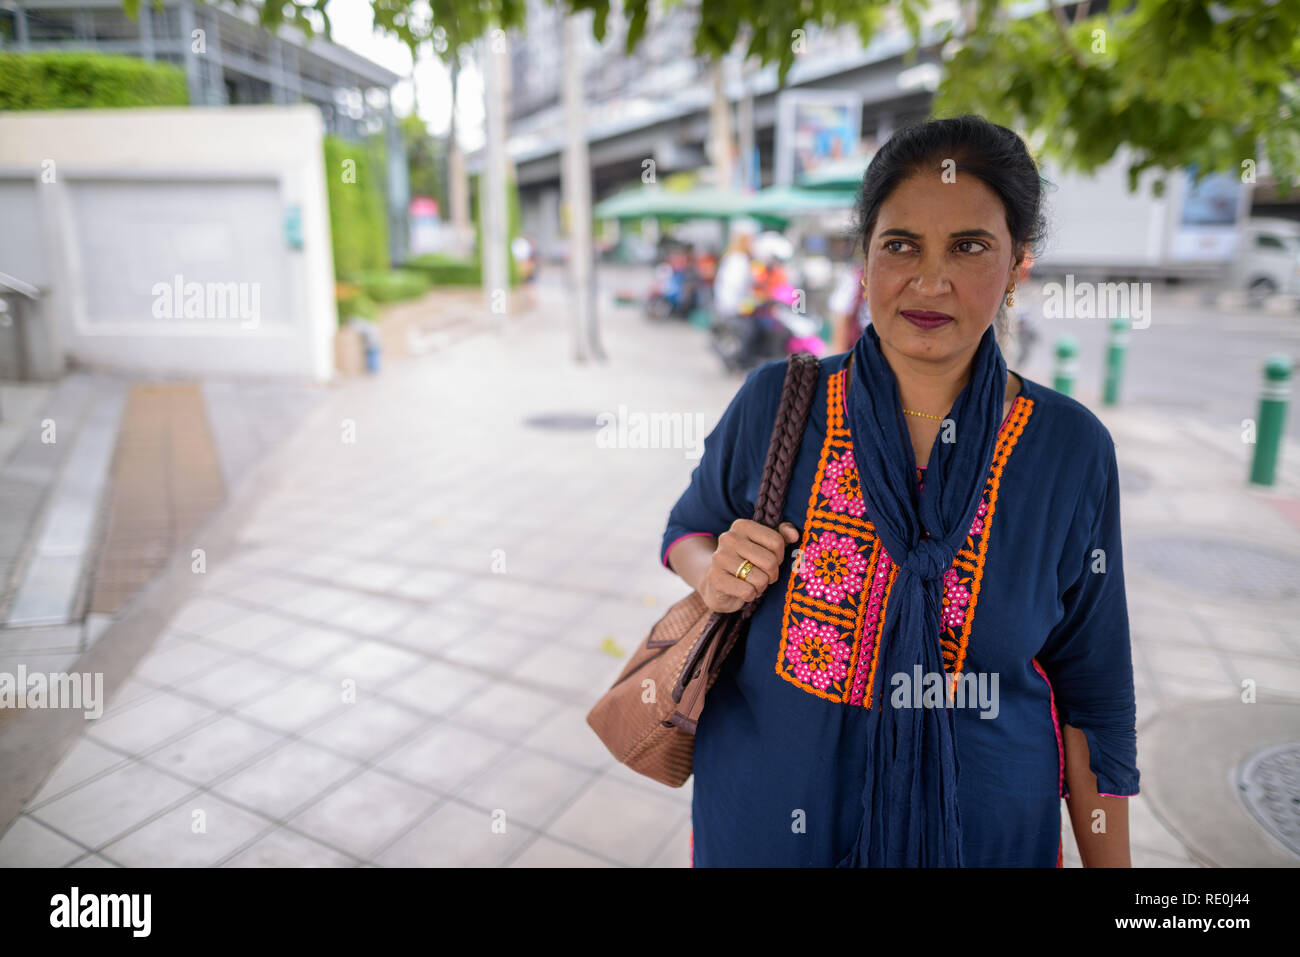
[723,535,781,585]
[731,519,785,556]
[778,522,801,543]
[707,567,760,605]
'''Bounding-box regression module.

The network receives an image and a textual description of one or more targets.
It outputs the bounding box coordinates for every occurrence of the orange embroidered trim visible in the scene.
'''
[774,368,1034,710]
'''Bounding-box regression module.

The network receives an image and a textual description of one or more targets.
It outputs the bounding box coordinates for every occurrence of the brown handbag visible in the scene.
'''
[585,351,822,787]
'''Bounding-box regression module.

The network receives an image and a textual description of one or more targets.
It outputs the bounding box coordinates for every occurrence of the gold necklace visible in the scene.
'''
[903,408,944,420]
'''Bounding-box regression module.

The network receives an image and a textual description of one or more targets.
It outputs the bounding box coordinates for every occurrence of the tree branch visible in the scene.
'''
[1049,0,1089,70]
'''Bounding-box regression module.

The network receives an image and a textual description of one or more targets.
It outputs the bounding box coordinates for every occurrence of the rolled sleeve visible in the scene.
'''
[1036,435,1140,797]
[660,365,768,570]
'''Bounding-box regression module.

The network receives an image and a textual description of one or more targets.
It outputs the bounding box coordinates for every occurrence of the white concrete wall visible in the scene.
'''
[0,106,338,382]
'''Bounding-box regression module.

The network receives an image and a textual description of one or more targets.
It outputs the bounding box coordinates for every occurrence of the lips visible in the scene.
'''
[900,309,954,330]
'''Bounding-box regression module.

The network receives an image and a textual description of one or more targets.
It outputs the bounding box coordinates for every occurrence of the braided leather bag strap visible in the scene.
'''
[739,350,821,620]
[669,352,822,717]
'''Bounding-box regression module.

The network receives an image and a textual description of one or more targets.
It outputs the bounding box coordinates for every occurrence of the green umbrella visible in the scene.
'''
[744,184,857,218]
[594,186,749,220]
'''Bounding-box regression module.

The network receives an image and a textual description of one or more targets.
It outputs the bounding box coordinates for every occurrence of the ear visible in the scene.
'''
[1010,244,1029,281]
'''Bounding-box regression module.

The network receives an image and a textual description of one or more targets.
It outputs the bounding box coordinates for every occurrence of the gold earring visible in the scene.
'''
[1005,283,1016,308]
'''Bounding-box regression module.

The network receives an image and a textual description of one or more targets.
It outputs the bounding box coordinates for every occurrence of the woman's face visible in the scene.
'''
[864,170,1021,368]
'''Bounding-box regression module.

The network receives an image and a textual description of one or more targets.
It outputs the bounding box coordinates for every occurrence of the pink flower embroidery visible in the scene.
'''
[941,567,970,629]
[969,500,989,536]
[820,450,864,517]
[786,617,851,690]
[798,531,868,604]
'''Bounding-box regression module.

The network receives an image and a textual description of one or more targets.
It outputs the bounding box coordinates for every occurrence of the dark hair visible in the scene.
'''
[852,114,1048,301]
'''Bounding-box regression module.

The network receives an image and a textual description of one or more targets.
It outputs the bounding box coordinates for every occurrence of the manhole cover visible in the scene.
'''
[1127,536,1300,601]
[1237,742,1300,858]
[523,412,602,431]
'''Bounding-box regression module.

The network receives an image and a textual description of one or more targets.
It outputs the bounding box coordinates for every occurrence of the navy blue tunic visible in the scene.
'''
[661,351,1140,867]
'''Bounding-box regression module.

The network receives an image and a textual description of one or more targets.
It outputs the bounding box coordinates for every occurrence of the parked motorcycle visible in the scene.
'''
[645,248,706,320]
[710,296,828,373]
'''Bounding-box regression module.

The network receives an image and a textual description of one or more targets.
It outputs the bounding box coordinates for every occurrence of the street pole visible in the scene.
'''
[448,57,472,259]
[1103,316,1129,406]
[736,56,755,190]
[562,12,604,362]
[1053,336,1078,396]
[709,58,734,190]
[1250,355,1292,487]
[481,33,510,327]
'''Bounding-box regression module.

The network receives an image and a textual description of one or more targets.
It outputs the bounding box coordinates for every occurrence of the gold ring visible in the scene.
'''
[735,560,754,581]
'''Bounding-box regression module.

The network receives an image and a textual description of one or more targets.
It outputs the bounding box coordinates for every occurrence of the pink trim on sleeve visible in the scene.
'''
[1031,658,1067,801]
[662,532,716,568]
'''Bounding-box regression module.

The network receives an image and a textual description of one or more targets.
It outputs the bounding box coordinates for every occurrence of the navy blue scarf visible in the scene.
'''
[838,322,1007,866]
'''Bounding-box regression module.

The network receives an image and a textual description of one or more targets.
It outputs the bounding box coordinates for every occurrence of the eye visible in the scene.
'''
[882,239,912,254]
[955,239,988,254]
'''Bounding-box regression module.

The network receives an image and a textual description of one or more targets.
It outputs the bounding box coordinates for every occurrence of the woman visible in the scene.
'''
[661,115,1139,867]
[713,224,757,319]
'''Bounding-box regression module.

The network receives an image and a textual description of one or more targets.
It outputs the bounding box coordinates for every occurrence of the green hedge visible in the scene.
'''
[358,268,431,303]
[323,135,390,282]
[0,52,188,110]
[403,253,481,286]
[335,283,377,325]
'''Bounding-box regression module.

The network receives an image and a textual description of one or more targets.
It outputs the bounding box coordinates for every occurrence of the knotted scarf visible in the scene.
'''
[838,322,1007,866]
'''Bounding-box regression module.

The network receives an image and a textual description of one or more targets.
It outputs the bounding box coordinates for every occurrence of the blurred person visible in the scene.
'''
[827,261,869,352]
[714,224,757,318]
[662,115,1137,868]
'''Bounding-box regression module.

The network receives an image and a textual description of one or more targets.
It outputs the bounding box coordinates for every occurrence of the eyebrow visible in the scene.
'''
[879,228,999,241]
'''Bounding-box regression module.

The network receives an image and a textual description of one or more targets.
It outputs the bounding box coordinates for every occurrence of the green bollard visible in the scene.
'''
[1053,336,1078,396]
[1103,317,1129,407]
[1249,355,1293,486]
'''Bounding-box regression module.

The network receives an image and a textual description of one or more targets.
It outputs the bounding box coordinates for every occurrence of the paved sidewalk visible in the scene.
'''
[1,279,1297,867]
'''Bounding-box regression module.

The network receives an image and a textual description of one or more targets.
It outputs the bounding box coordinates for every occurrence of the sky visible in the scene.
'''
[325,0,486,151]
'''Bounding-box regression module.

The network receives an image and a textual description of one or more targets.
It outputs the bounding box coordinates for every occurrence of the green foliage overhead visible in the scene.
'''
[160,0,1297,193]
[933,0,1300,195]
[0,52,188,109]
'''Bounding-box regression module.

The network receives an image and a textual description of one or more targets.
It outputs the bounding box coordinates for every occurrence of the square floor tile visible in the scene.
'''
[212,739,359,820]
[372,800,536,867]
[99,793,273,867]
[288,767,440,860]
[235,673,347,733]
[547,775,687,866]
[519,705,616,772]
[446,683,561,739]
[457,749,595,830]
[508,835,616,868]
[31,761,194,849]
[221,827,358,867]
[300,699,428,761]
[376,723,510,793]
[29,735,132,806]
[0,815,86,867]
[145,714,285,786]
[85,689,217,755]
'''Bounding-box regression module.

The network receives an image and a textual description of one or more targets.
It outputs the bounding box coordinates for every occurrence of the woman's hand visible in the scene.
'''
[698,519,801,613]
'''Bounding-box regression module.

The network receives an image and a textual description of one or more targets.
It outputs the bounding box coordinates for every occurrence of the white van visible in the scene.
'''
[1232,217,1300,306]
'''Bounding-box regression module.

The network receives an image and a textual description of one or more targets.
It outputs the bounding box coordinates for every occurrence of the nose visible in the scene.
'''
[910,253,952,296]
